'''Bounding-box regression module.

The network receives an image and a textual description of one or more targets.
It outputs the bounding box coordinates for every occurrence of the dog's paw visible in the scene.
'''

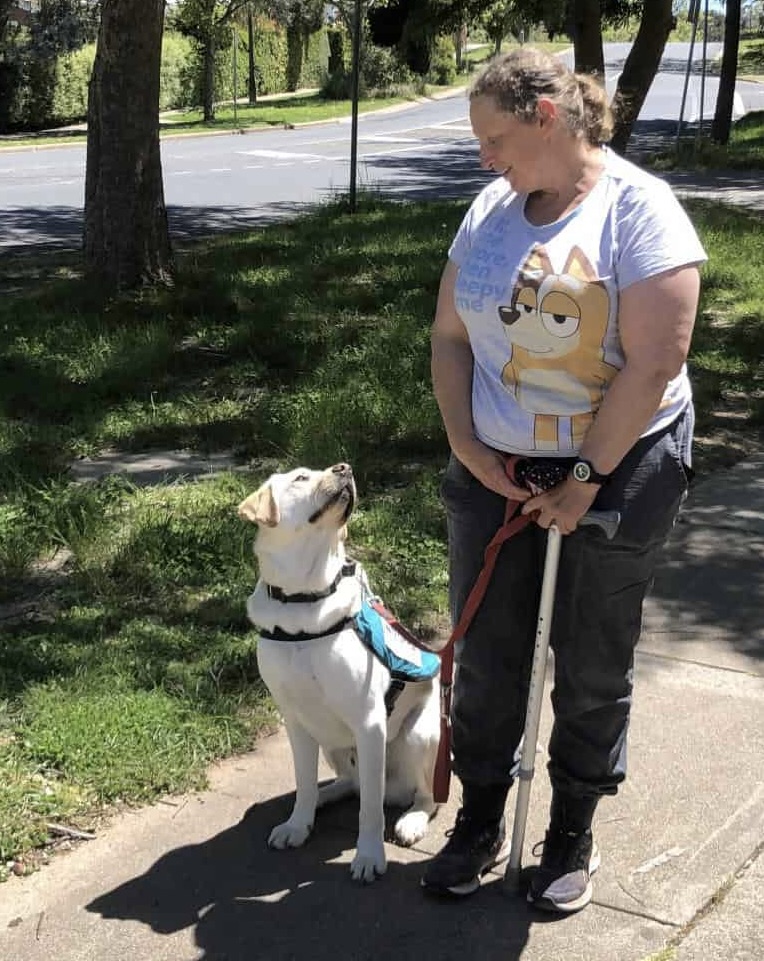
[350,841,387,883]
[393,809,430,847]
[268,820,313,849]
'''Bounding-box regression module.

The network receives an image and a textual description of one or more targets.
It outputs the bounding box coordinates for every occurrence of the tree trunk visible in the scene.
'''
[610,0,675,154]
[203,35,216,121]
[571,0,605,78]
[247,3,257,104]
[711,0,741,144]
[286,25,303,91]
[454,23,466,72]
[84,0,173,292]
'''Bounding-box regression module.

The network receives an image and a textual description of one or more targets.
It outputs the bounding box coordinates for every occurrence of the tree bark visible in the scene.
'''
[610,0,675,154]
[571,0,605,78]
[711,0,741,144]
[84,0,173,291]
[247,3,257,104]
[202,34,216,120]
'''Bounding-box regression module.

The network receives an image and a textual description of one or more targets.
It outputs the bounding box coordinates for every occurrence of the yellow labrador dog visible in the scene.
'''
[238,463,440,882]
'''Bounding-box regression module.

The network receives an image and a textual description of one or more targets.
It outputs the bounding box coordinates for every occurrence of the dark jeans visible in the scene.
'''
[442,408,692,799]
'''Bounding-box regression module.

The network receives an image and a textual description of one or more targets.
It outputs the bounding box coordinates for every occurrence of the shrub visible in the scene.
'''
[251,18,289,95]
[53,44,96,122]
[160,31,195,110]
[327,25,348,75]
[321,41,411,100]
[427,35,457,86]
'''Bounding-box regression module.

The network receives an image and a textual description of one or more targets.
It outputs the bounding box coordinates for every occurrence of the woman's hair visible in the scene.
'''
[469,47,613,145]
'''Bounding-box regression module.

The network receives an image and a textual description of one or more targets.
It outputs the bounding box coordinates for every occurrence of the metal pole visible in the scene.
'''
[676,0,701,149]
[504,510,620,893]
[349,0,362,213]
[504,526,562,891]
[697,0,710,147]
[232,26,238,125]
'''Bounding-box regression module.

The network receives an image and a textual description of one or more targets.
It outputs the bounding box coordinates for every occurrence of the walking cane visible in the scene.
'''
[504,509,620,893]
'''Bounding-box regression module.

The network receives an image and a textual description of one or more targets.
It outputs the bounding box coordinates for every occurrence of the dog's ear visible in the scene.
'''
[237,484,280,527]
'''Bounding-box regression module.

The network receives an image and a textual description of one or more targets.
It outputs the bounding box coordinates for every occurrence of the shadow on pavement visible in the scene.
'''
[87,792,534,961]
[646,515,764,665]
[361,140,491,202]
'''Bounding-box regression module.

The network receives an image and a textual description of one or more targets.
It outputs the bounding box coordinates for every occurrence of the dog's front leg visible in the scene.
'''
[351,715,387,882]
[268,716,319,850]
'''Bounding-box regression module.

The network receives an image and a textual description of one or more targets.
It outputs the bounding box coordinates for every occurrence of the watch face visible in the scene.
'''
[573,461,591,482]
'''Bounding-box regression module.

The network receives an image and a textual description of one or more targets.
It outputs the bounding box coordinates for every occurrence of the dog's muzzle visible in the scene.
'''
[308,464,356,524]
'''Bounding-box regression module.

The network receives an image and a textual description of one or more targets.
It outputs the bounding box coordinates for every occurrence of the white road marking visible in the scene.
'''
[0,163,60,173]
[254,121,471,152]
[240,148,332,161]
[359,135,421,143]
[358,141,469,160]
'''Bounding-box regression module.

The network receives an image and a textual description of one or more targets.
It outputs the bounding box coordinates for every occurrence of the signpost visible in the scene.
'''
[349,0,362,212]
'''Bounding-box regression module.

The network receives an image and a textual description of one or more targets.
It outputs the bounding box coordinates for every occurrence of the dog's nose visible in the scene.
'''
[331,463,352,477]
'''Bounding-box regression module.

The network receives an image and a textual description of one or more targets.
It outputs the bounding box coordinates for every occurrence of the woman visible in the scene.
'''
[422,47,706,913]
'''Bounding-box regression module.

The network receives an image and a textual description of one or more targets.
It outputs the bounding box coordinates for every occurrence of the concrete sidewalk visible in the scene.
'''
[1,456,762,961]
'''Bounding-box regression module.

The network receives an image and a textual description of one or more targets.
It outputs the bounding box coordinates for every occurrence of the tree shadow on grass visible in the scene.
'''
[0,201,313,254]
[0,196,463,488]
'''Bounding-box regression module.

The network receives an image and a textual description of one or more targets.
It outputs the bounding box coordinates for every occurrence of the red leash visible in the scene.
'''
[433,456,534,803]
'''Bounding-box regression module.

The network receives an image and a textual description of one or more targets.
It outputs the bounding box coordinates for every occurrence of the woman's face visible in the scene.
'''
[469,93,549,192]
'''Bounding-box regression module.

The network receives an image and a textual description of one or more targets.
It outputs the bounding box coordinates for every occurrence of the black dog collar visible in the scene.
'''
[265,561,357,603]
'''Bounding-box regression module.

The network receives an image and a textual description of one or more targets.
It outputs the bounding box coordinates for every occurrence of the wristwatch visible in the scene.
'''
[571,459,611,485]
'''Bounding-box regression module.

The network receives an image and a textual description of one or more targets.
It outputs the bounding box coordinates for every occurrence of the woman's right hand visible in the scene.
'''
[455,439,531,502]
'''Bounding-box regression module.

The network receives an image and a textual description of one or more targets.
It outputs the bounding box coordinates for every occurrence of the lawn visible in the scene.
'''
[647,36,764,169]
[1,194,762,878]
[738,35,764,82]
[0,89,434,149]
[659,110,764,169]
[162,92,418,132]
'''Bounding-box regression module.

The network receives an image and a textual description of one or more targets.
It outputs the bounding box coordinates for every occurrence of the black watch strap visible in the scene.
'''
[571,459,611,485]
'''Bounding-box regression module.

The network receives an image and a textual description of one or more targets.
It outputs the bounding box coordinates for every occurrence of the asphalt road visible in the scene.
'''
[1,42,762,252]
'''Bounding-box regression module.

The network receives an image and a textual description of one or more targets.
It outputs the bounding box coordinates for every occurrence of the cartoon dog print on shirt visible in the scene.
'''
[499,245,618,451]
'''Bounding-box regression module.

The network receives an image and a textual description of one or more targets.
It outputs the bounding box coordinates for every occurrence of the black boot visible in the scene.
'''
[528,792,601,914]
[421,782,510,897]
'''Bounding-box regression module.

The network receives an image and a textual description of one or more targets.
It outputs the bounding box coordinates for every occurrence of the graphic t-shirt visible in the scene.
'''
[448,148,708,456]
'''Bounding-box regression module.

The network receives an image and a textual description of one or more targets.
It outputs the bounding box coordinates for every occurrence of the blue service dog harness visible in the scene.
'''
[256,560,440,715]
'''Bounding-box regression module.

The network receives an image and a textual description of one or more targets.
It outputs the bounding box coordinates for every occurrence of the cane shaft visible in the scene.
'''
[506,526,562,887]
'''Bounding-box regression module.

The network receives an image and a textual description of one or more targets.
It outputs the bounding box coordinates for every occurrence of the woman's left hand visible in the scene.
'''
[521,477,599,534]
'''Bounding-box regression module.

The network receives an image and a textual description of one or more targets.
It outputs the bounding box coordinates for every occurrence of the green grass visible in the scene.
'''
[641,949,676,961]
[738,36,764,81]
[657,110,764,170]
[1,194,762,875]
[0,89,429,150]
[164,93,417,131]
[650,34,764,170]
[462,38,571,71]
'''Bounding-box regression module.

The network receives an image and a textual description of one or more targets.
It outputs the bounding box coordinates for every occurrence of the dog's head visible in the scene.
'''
[238,463,356,544]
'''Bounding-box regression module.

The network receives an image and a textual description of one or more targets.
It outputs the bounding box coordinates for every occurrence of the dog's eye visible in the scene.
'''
[294,473,310,483]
